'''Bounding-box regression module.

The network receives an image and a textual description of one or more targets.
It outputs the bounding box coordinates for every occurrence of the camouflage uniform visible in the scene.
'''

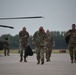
[4,38,9,56]
[33,30,47,65]
[19,30,29,62]
[45,33,53,62]
[65,29,76,63]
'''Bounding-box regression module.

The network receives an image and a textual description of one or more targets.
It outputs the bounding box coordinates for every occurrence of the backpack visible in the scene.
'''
[25,45,33,57]
[65,30,72,44]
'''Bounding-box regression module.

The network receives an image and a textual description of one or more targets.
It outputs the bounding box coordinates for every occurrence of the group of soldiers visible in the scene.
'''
[3,24,76,64]
[19,26,54,65]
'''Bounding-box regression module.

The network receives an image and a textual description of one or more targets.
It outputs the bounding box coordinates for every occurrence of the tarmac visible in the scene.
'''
[0,53,76,75]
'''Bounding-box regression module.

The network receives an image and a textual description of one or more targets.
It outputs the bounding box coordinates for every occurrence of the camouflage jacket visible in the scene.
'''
[33,30,47,46]
[65,29,76,44]
[4,40,9,46]
[46,33,53,46]
[19,31,29,44]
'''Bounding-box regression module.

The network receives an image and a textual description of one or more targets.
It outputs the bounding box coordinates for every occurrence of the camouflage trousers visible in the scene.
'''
[4,46,9,56]
[46,46,52,61]
[68,43,76,61]
[36,46,45,63]
[19,43,27,58]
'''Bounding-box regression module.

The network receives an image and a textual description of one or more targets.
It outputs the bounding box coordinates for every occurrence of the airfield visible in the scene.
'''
[0,53,76,75]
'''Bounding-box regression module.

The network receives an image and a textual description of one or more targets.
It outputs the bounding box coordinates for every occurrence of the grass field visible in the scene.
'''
[0,49,69,54]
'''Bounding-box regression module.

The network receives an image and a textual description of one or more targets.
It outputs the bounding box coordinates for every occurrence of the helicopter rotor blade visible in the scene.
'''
[0,16,44,20]
[0,25,14,29]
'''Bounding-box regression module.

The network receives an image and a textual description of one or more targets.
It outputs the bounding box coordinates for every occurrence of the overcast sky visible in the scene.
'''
[0,0,76,36]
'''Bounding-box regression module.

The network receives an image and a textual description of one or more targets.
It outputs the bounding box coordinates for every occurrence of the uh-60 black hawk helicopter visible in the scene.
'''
[0,16,44,50]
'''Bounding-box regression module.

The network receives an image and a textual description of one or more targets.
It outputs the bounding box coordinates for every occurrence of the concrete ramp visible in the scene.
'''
[0,53,76,75]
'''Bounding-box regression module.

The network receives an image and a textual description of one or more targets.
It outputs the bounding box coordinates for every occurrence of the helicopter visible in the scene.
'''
[0,16,44,50]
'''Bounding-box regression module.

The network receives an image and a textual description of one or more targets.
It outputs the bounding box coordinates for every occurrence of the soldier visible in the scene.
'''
[65,24,76,63]
[45,30,53,62]
[19,27,29,62]
[32,26,47,65]
[4,37,9,56]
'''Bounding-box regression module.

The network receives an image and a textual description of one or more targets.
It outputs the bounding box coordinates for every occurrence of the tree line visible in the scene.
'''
[0,31,68,49]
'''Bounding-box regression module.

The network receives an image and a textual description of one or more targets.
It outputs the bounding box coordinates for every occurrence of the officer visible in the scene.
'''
[4,37,9,56]
[45,30,53,62]
[19,27,29,62]
[65,24,76,63]
[32,26,47,65]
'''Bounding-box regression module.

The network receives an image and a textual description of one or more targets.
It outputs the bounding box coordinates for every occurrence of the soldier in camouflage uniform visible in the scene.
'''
[32,26,47,65]
[65,24,76,63]
[19,27,29,62]
[45,30,53,62]
[4,37,9,56]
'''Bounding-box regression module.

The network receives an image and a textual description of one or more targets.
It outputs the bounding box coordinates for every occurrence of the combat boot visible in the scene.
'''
[48,59,51,61]
[46,59,49,62]
[4,51,6,56]
[70,55,73,63]
[37,60,40,64]
[7,53,9,56]
[71,60,73,63]
[74,54,76,63]
[20,56,23,62]
[4,53,6,56]
[24,58,27,62]
[41,61,44,65]
[74,60,76,63]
